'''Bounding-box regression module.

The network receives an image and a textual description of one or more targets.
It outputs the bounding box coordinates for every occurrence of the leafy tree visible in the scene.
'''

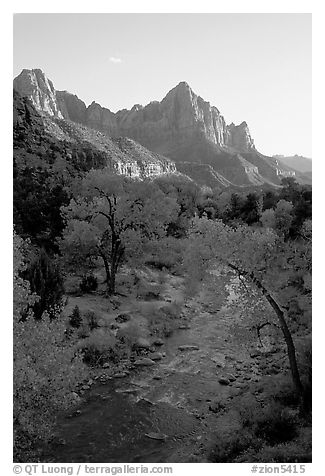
[260,208,276,229]
[262,190,277,211]
[225,193,245,222]
[240,193,263,225]
[60,170,179,294]
[261,200,294,239]
[13,232,87,454]
[13,162,70,250]
[79,274,98,294]
[23,248,64,319]
[274,200,294,238]
[154,175,200,236]
[69,305,82,328]
[184,217,311,403]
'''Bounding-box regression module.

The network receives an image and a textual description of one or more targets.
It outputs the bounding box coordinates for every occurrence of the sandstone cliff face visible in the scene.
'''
[86,102,119,136]
[56,90,88,124]
[13,70,255,154]
[13,90,177,181]
[227,122,255,151]
[13,69,64,118]
[114,82,232,152]
[16,69,306,187]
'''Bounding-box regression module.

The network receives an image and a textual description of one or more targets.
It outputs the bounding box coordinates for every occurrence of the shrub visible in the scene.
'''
[145,305,181,337]
[116,321,143,348]
[80,328,120,366]
[239,399,298,445]
[23,248,64,319]
[79,274,98,294]
[297,338,312,414]
[69,305,82,328]
[209,429,259,462]
[145,237,184,272]
[84,310,100,331]
[252,442,312,463]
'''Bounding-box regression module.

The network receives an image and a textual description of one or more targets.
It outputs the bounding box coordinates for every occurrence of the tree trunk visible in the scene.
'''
[108,269,116,295]
[228,263,304,399]
[101,255,113,296]
[263,291,304,398]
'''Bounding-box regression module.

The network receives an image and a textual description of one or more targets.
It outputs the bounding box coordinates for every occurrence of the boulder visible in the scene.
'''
[149,352,163,361]
[71,391,80,401]
[134,337,151,349]
[209,398,227,413]
[145,432,167,440]
[153,338,164,346]
[113,372,128,378]
[178,345,199,351]
[115,313,131,323]
[134,358,156,367]
[218,377,230,385]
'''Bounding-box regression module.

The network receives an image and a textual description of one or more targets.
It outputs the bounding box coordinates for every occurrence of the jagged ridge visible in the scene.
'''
[14,69,309,188]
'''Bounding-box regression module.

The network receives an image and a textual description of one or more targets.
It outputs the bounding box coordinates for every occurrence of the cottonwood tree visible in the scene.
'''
[184,217,311,401]
[60,170,179,294]
[261,199,294,239]
[13,232,86,451]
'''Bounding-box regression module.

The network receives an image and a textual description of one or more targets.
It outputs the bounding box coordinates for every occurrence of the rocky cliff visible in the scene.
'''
[14,69,307,187]
[13,69,64,119]
[13,89,177,181]
[13,70,255,153]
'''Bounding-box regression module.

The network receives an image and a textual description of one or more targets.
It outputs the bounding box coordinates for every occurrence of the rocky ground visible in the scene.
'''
[43,266,304,463]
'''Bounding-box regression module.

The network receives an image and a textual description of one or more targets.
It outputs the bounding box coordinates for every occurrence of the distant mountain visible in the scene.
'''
[14,68,310,188]
[13,89,177,180]
[273,154,312,174]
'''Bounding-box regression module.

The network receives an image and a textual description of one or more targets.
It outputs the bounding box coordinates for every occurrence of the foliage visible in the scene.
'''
[145,236,185,272]
[23,248,64,319]
[260,208,276,230]
[13,232,87,451]
[209,429,258,463]
[13,161,70,250]
[273,199,294,237]
[209,384,305,463]
[116,321,143,348]
[84,310,100,331]
[79,273,98,294]
[154,175,200,236]
[184,216,311,397]
[239,400,298,444]
[80,328,119,366]
[69,305,82,328]
[60,170,179,294]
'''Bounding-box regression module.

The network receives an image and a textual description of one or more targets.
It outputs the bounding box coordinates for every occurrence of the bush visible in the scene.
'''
[145,304,181,337]
[84,310,100,331]
[79,274,98,294]
[80,328,120,366]
[116,321,143,348]
[69,305,82,328]
[23,248,64,319]
[209,429,259,462]
[239,399,298,445]
[145,237,184,272]
[252,441,312,463]
[297,338,312,413]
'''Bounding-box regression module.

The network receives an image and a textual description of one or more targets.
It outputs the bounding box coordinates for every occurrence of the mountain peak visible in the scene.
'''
[13,68,63,118]
[176,81,191,89]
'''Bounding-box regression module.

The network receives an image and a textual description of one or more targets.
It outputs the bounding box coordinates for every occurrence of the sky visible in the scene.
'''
[13,13,312,157]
